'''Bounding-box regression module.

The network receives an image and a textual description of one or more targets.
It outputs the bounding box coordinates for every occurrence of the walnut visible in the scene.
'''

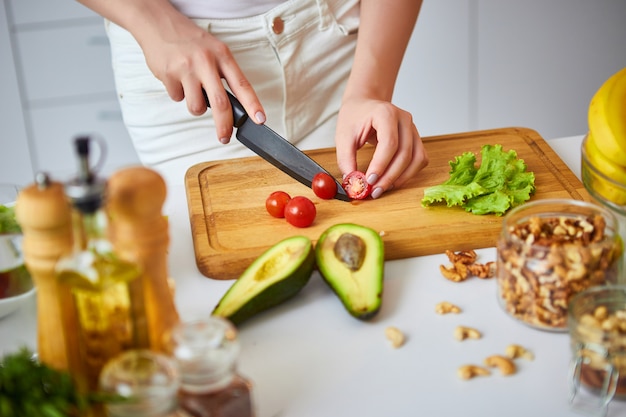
[440,250,496,281]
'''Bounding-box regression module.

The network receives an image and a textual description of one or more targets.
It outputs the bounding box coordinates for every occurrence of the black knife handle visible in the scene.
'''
[202,88,248,128]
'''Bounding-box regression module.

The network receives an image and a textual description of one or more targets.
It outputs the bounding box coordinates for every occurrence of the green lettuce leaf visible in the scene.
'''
[421,144,536,216]
[0,205,20,234]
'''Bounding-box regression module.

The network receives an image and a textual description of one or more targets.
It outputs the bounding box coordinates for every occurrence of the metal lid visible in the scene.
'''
[64,136,107,214]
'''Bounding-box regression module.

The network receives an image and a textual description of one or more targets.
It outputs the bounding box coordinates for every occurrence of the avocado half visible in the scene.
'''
[315,223,385,320]
[212,236,315,326]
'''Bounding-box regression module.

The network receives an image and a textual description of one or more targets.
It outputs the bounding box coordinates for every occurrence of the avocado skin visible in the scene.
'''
[212,236,315,326]
[315,223,384,320]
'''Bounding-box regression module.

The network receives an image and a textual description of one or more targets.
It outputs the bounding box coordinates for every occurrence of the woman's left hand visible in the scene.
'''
[334,97,429,199]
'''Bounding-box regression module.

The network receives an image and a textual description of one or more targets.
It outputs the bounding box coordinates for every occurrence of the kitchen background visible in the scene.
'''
[1,0,626,187]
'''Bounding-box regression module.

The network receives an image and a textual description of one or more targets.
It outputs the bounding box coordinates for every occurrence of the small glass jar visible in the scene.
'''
[166,317,254,417]
[568,285,626,417]
[99,349,183,417]
[581,133,626,259]
[496,198,623,331]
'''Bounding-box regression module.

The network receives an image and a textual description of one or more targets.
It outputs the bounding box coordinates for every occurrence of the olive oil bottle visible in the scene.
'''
[56,137,150,392]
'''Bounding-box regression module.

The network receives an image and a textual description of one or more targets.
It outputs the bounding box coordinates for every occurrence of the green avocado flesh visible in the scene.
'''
[315,223,384,320]
[212,236,315,326]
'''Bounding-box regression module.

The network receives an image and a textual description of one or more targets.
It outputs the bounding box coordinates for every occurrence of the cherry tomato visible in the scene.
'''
[342,171,372,200]
[284,196,317,228]
[265,191,291,218]
[311,172,338,200]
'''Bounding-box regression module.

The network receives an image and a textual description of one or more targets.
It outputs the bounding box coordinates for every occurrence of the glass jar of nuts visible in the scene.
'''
[496,199,623,332]
[568,285,626,416]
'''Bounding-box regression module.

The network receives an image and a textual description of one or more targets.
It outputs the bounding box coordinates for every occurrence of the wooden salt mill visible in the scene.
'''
[106,166,179,352]
[15,172,75,371]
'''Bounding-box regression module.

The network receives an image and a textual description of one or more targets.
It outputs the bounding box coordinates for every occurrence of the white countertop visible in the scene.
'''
[4,133,618,417]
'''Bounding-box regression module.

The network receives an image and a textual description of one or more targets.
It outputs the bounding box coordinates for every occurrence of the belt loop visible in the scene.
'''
[315,0,333,31]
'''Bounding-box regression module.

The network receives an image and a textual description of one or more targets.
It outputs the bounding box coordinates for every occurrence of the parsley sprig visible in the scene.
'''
[0,348,89,417]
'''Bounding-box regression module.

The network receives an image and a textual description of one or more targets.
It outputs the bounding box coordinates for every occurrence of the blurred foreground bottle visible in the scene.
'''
[55,137,149,393]
[167,317,254,417]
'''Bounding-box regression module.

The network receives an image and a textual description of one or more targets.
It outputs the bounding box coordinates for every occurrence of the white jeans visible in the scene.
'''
[105,0,360,187]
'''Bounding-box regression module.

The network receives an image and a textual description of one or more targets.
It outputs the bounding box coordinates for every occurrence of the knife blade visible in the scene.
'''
[203,89,350,202]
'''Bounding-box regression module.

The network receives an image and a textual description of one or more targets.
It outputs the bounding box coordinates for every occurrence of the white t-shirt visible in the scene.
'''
[170,0,286,19]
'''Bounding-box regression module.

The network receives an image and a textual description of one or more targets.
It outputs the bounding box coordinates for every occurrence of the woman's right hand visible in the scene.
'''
[136,14,266,143]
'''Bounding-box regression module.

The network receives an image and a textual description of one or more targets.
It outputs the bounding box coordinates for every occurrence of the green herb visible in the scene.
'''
[0,348,88,417]
[421,144,536,216]
[0,205,21,234]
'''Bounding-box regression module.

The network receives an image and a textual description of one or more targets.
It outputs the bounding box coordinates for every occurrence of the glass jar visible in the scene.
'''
[166,317,254,417]
[496,198,623,332]
[581,133,626,259]
[568,285,626,417]
[99,349,184,417]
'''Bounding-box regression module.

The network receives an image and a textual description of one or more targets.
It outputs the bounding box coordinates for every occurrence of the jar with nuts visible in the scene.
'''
[496,199,623,332]
[568,285,626,416]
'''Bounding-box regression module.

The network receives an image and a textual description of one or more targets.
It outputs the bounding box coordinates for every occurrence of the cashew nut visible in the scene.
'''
[505,344,534,361]
[435,301,462,315]
[484,355,517,376]
[454,326,482,341]
[457,364,491,380]
[385,326,406,348]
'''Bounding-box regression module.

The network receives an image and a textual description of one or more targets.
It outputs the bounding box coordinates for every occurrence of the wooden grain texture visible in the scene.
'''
[185,127,589,280]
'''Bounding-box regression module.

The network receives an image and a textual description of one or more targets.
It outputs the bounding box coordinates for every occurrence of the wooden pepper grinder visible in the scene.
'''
[15,172,75,371]
[106,166,179,352]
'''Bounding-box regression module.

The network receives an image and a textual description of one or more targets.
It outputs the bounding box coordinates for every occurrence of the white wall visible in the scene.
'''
[394,0,626,140]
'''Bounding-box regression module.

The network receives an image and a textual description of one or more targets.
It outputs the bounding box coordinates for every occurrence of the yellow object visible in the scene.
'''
[582,134,626,205]
[587,67,626,168]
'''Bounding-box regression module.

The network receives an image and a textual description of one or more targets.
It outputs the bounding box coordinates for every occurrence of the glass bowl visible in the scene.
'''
[568,285,626,415]
[581,133,626,258]
[496,198,623,332]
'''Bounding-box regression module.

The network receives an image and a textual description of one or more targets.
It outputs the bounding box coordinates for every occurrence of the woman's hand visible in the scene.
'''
[76,0,265,144]
[136,14,266,144]
[335,97,428,199]
[335,0,425,199]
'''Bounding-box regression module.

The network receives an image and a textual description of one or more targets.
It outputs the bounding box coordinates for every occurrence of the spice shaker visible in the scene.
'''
[107,166,179,352]
[99,349,186,417]
[166,317,254,417]
[15,172,74,371]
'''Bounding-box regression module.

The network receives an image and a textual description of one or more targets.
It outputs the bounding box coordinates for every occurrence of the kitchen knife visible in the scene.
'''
[203,89,350,202]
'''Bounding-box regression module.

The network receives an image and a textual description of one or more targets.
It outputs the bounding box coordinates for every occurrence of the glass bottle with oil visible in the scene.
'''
[56,136,150,393]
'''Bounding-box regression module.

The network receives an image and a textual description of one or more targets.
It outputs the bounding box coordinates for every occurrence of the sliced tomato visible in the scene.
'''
[284,196,317,228]
[342,171,372,200]
[311,172,338,200]
[266,191,291,218]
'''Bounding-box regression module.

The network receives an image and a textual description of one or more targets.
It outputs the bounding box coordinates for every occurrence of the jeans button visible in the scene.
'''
[272,16,284,34]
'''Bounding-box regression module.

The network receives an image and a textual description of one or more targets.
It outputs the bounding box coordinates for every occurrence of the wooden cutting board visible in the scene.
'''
[185,127,589,280]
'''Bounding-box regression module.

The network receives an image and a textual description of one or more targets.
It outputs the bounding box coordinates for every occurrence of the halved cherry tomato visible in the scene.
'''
[284,196,316,228]
[266,191,291,218]
[342,171,372,200]
[311,172,338,200]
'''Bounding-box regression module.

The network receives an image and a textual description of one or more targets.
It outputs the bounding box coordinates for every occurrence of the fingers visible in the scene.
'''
[151,29,265,145]
[335,130,361,179]
[361,105,428,199]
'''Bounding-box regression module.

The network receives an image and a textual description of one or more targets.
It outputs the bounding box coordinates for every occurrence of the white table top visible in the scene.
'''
[4,133,618,417]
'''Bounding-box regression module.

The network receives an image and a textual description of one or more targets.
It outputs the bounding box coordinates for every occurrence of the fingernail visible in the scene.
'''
[219,137,230,144]
[255,111,266,124]
[371,187,384,199]
[367,173,378,184]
